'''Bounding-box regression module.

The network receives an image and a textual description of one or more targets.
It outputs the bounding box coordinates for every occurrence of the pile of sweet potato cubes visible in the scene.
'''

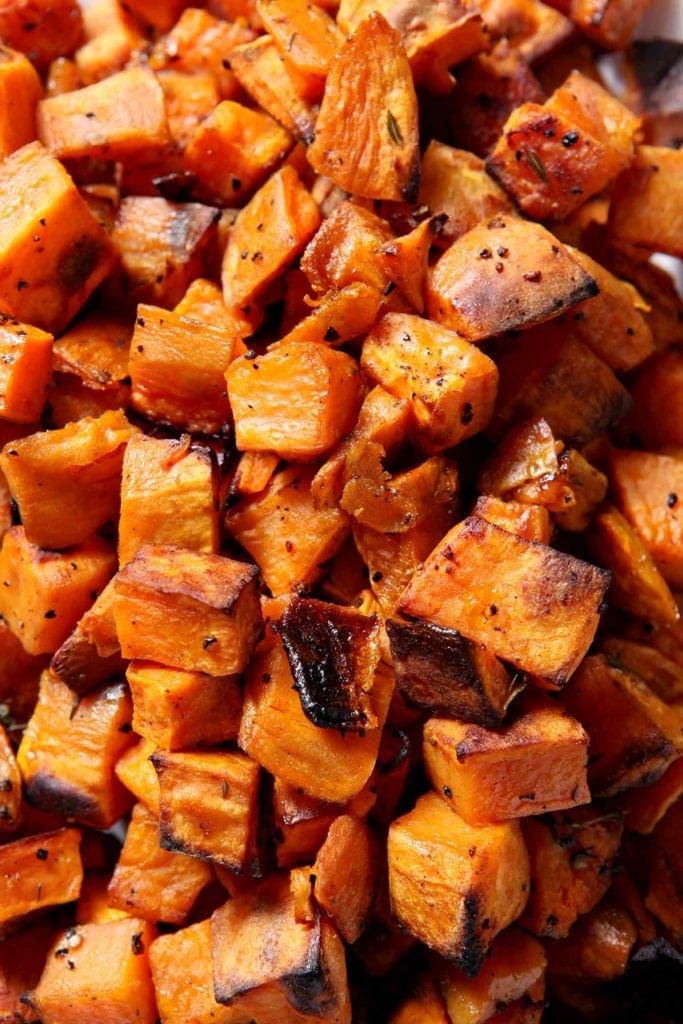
[0,0,682,1021]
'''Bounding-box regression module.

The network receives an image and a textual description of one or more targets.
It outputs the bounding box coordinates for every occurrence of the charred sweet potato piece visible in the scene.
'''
[0,409,131,550]
[312,814,380,944]
[307,13,420,203]
[545,896,638,980]
[226,465,350,597]
[609,449,683,588]
[478,418,571,511]
[586,504,679,625]
[17,672,134,828]
[424,697,590,824]
[227,342,363,462]
[562,654,683,796]
[0,314,53,424]
[239,641,394,803]
[399,516,609,686]
[436,927,546,1024]
[0,528,116,655]
[107,802,212,925]
[108,197,218,312]
[115,737,160,816]
[50,592,126,695]
[388,792,530,973]
[0,142,115,334]
[520,806,623,938]
[472,495,552,543]
[0,828,82,932]
[426,215,597,340]
[617,757,683,835]
[211,872,351,1022]
[273,778,340,869]
[112,544,262,676]
[37,65,169,161]
[152,749,260,872]
[386,617,517,726]
[128,661,242,752]
[278,597,381,732]
[149,919,237,1024]
[301,202,394,295]
[222,165,320,315]
[609,146,683,260]
[361,313,498,454]
[32,918,158,1024]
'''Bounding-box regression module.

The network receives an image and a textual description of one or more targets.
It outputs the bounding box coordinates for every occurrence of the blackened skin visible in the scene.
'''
[278,597,374,732]
[456,892,486,977]
[25,772,100,824]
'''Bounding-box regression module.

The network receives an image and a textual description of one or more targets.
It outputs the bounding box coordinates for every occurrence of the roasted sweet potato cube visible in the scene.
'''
[386,617,517,726]
[617,757,683,835]
[17,672,134,828]
[0,314,52,424]
[278,597,381,732]
[107,802,212,925]
[601,637,683,705]
[0,0,83,68]
[0,45,43,161]
[611,143,683,259]
[479,418,569,511]
[546,69,640,170]
[376,218,433,313]
[128,660,242,753]
[388,792,530,973]
[221,165,320,315]
[211,873,351,1022]
[545,897,638,980]
[33,918,158,1024]
[112,544,262,676]
[554,449,608,533]
[389,975,449,1024]
[152,749,260,872]
[148,6,255,96]
[0,142,115,333]
[301,201,393,294]
[586,504,679,625]
[0,528,116,655]
[259,0,344,85]
[563,655,683,796]
[520,806,623,938]
[308,13,419,202]
[115,737,160,816]
[312,814,380,944]
[280,282,383,349]
[50,601,126,695]
[609,449,683,588]
[361,313,498,453]
[0,409,131,550]
[399,516,609,686]
[240,641,394,803]
[424,697,590,824]
[569,0,653,50]
[436,927,546,1024]
[472,495,552,543]
[150,919,237,1024]
[480,0,573,63]
[628,348,683,449]
[227,342,362,462]
[119,433,218,567]
[108,197,218,312]
[186,100,292,205]
[37,65,169,161]
[0,918,56,1023]
[0,828,82,932]
[128,304,236,436]
[426,216,597,341]
[273,778,340,869]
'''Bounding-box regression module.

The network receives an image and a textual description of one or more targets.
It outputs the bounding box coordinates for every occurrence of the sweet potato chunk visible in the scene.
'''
[0,314,53,424]
[609,449,683,588]
[388,792,530,973]
[37,65,169,161]
[361,313,498,453]
[227,342,363,461]
[301,201,393,295]
[239,641,394,803]
[617,757,683,835]
[112,544,262,676]
[149,919,236,1024]
[278,597,381,731]
[152,749,260,872]
[520,807,623,938]
[386,617,517,726]
[545,897,638,981]
[0,0,83,69]
[0,828,82,931]
[0,142,115,333]
[128,661,242,752]
[0,45,43,161]
[115,737,159,817]
[601,637,683,705]
[426,216,597,341]
[0,409,132,549]
[273,778,340,869]
[569,0,653,50]
[17,672,134,828]
[608,145,683,258]
[258,0,344,84]
[211,873,351,1023]
[312,814,380,944]
[472,495,551,543]
[628,348,683,449]
[424,697,590,824]
[0,528,116,655]
[0,918,56,1023]
[307,13,420,202]
[107,802,212,925]
[399,516,609,686]
[562,654,683,796]
[280,282,383,349]
[33,918,158,1024]
[50,589,126,695]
